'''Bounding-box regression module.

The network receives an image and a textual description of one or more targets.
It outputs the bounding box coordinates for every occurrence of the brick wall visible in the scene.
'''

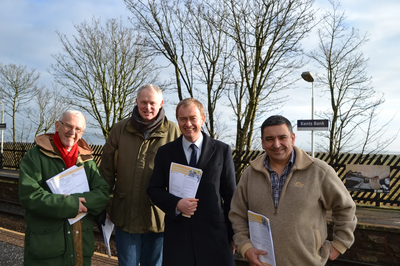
[328,223,400,265]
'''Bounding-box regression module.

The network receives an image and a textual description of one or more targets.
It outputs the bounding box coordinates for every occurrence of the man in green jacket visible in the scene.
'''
[229,115,357,266]
[99,84,180,266]
[19,110,110,266]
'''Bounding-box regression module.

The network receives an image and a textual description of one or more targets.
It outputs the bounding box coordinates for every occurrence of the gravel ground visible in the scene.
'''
[0,241,23,266]
[0,202,117,257]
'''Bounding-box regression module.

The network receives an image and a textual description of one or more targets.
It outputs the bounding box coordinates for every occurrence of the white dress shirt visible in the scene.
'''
[182,134,203,166]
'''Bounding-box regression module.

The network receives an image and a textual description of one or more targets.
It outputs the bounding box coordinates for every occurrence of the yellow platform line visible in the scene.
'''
[0,226,118,260]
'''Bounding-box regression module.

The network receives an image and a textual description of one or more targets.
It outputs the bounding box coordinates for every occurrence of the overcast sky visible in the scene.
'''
[0,0,399,153]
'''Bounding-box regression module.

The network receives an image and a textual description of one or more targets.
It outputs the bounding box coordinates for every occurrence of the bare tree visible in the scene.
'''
[126,0,316,151]
[0,63,40,143]
[184,1,235,139]
[51,17,159,139]
[125,0,234,140]
[308,0,394,165]
[15,119,34,142]
[125,0,195,100]
[220,0,315,163]
[26,85,70,136]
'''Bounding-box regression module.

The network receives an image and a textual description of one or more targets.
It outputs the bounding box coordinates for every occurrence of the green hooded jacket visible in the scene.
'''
[19,133,110,266]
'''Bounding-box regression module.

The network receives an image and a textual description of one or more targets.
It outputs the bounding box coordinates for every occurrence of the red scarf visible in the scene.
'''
[53,132,79,168]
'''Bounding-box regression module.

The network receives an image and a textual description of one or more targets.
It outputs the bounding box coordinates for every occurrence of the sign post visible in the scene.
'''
[0,101,4,169]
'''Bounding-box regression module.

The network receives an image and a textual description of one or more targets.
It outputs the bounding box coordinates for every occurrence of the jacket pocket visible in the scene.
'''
[27,220,65,259]
[82,219,95,256]
[314,229,330,262]
[111,191,126,227]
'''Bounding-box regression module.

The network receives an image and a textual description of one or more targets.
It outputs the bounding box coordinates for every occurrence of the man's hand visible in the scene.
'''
[329,245,340,261]
[78,197,87,214]
[177,198,199,216]
[231,241,237,255]
[244,247,267,266]
[94,210,107,235]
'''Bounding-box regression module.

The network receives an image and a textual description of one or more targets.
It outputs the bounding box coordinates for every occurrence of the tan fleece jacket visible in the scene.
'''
[229,146,357,265]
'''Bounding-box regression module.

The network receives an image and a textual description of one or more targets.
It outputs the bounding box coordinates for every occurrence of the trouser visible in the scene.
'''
[115,227,164,266]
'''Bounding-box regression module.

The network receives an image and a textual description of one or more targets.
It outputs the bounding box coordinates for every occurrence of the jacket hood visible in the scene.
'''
[249,146,314,173]
[34,133,93,156]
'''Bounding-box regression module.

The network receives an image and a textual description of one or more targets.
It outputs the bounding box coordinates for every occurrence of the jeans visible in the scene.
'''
[115,227,163,266]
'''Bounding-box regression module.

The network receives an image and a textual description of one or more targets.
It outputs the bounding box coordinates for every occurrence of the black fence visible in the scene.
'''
[0,142,104,169]
[3,142,399,207]
[232,150,400,208]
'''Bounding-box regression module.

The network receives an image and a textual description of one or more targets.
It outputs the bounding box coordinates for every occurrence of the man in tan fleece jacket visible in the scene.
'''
[229,115,357,266]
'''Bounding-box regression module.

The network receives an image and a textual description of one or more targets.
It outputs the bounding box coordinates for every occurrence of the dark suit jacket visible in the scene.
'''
[147,132,236,266]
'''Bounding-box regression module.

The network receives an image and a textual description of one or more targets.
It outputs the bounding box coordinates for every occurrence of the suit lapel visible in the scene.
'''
[173,135,188,165]
[197,132,215,169]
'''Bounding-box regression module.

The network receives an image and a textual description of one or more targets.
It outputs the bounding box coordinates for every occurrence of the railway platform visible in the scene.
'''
[0,227,118,266]
[2,206,399,265]
[1,169,399,265]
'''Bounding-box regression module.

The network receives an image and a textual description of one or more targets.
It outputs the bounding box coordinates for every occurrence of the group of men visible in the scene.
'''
[18,83,357,266]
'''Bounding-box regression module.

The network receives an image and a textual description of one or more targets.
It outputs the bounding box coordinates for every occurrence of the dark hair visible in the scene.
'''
[261,115,293,137]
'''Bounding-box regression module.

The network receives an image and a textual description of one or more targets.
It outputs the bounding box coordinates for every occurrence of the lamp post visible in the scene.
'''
[0,101,3,168]
[301,71,315,157]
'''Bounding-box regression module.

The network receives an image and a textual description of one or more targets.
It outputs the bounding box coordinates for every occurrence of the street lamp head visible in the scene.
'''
[301,71,314,83]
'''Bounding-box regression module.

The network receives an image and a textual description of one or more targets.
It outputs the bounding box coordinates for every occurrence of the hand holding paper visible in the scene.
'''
[248,210,276,266]
[177,198,199,216]
[169,163,203,218]
[46,165,90,224]
[245,247,268,266]
[78,197,87,214]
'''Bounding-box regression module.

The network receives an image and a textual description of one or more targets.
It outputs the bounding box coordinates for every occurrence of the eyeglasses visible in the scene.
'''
[58,121,84,134]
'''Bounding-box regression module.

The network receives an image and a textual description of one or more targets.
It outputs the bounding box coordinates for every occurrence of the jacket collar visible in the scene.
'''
[174,132,215,169]
[34,133,93,157]
[250,146,314,173]
[126,116,170,138]
[196,132,215,169]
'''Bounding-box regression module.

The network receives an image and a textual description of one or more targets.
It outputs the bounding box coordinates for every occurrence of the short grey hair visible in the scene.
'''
[137,84,163,101]
[59,110,87,129]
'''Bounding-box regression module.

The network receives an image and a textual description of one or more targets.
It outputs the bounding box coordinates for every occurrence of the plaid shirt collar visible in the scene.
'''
[264,149,296,172]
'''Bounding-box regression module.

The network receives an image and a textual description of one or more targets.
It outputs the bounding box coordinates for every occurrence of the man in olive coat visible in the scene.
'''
[100,84,180,266]
[148,98,236,266]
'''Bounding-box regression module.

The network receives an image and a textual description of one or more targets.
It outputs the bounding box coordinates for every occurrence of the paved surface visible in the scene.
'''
[0,241,23,266]
[1,206,398,266]
[328,206,400,230]
[0,227,118,266]
[357,206,400,227]
[0,228,24,266]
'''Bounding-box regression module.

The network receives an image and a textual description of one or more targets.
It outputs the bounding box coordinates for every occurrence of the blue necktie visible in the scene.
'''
[189,144,197,167]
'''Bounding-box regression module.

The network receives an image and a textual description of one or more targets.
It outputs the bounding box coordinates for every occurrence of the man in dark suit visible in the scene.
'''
[147,98,236,266]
